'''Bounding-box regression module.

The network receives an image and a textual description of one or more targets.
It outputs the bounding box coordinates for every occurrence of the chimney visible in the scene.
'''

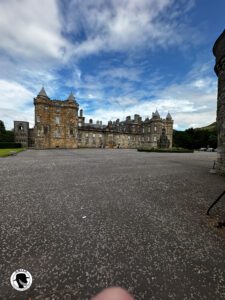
[80,109,83,117]
[89,119,93,124]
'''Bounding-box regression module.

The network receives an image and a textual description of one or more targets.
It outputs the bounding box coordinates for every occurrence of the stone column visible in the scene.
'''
[213,30,225,174]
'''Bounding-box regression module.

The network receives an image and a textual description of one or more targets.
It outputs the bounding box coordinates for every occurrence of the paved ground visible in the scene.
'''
[0,149,225,300]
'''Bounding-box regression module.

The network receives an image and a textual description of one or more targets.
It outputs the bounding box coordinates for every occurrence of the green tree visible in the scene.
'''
[0,120,6,134]
[173,124,217,150]
[0,121,14,143]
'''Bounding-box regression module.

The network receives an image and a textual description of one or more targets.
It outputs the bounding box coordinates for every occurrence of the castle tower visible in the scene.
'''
[164,112,173,148]
[14,121,29,147]
[34,88,79,149]
[213,30,225,174]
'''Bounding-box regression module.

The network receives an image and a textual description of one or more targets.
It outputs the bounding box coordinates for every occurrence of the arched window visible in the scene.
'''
[44,126,48,135]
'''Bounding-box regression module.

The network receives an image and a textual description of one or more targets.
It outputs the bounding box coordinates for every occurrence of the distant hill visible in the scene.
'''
[195,122,217,132]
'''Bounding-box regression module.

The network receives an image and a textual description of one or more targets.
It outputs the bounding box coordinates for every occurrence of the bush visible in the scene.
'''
[0,142,22,149]
[137,147,194,153]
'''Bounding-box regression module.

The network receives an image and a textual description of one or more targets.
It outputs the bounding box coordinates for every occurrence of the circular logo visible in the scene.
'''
[10,269,32,291]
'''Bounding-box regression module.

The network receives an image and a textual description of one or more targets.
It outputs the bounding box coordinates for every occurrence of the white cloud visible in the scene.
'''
[0,80,34,129]
[0,0,216,132]
[0,0,71,61]
[85,70,217,130]
[66,0,196,58]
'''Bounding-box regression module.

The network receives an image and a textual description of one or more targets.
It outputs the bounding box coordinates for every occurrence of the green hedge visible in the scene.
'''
[0,142,22,149]
[137,147,194,153]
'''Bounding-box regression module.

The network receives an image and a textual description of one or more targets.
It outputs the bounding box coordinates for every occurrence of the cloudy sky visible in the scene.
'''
[0,0,224,130]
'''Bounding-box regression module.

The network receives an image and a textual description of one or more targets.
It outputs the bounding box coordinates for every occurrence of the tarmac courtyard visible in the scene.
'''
[0,149,225,299]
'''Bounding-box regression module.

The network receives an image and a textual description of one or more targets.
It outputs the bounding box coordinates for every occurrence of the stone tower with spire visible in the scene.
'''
[34,87,79,149]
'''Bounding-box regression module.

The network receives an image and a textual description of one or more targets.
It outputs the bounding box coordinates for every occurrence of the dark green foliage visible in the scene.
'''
[0,121,14,143]
[0,120,6,134]
[137,148,193,153]
[0,142,22,149]
[173,124,217,150]
[0,130,14,142]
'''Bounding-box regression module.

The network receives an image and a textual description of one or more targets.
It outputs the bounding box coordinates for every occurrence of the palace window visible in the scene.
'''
[154,136,157,142]
[55,116,60,124]
[154,126,157,132]
[37,116,40,123]
[44,126,49,135]
[55,128,60,138]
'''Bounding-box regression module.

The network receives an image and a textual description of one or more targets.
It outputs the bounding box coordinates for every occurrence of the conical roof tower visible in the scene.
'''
[38,87,49,98]
[67,92,79,106]
[166,112,172,120]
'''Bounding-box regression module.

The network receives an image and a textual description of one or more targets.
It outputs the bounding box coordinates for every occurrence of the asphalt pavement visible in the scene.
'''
[0,149,225,299]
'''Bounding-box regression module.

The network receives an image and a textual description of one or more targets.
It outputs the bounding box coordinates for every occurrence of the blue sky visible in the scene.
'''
[0,0,224,130]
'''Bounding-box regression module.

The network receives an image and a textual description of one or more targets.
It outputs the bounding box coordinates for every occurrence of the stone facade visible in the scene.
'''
[213,30,225,174]
[34,88,79,149]
[14,88,173,149]
[14,121,29,147]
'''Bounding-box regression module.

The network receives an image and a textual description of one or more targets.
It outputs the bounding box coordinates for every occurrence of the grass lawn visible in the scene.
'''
[0,148,24,157]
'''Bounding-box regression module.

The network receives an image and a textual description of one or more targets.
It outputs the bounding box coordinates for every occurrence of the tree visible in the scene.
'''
[0,120,6,134]
[173,125,218,150]
[0,120,14,143]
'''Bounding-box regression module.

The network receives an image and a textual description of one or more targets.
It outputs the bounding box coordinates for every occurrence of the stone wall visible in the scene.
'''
[34,92,79,149]
[14,121,29,147]
[213,30,225,174]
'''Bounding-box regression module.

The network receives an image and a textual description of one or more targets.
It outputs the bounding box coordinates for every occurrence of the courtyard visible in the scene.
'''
[0,149,225,299]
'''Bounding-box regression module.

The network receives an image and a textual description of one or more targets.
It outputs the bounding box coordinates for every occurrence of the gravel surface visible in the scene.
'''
[0,149,225,300]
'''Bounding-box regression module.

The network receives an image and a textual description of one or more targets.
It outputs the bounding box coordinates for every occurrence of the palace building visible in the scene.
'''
[14,88,173,149]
